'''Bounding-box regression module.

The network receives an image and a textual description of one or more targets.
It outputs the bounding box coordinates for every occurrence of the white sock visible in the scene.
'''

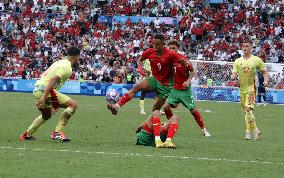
[166,138,171,141]
[155,136,161,142]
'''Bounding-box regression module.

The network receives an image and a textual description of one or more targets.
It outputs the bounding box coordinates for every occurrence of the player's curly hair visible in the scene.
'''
[168,40,180,48]
[67,47,81,56]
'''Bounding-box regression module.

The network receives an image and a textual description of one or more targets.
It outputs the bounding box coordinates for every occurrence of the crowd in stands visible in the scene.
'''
[0,0,283,88]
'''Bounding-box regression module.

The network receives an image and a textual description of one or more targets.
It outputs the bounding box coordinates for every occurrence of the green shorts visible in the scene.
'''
[136,130,167,146]
[168,87,196,110]
[147,76,172,100]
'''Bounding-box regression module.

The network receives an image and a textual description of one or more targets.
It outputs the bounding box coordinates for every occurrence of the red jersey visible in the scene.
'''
[142,48,182,86]
[173,54,194,90]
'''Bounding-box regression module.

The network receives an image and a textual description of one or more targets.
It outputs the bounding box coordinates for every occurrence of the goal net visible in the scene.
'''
[190,60,284,104]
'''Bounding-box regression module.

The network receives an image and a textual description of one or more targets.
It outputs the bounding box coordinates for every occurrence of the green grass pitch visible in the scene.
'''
[0,92,283,178]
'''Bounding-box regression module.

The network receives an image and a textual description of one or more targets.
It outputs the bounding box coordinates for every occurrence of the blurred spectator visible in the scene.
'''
[0,0,283,89]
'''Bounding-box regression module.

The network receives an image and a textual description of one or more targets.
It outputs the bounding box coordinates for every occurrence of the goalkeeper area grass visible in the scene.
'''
[0,92,283,178]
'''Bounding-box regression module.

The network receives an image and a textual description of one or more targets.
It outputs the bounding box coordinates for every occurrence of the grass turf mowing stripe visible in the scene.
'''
[1,146,283,166]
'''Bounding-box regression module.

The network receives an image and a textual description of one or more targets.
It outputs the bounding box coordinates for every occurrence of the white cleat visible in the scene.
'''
[202,128,211,137]
[140,110,147,115]
[245,131,251,140]
[253,130,261,140]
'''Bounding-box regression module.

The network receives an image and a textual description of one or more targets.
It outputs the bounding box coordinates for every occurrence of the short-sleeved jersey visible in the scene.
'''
[142,48,183,86]
[35,58,72,90]
[232,55,266,93]
[173,53,194,90]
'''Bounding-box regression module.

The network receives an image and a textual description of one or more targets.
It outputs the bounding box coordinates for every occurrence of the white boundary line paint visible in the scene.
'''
[1,146,283,166]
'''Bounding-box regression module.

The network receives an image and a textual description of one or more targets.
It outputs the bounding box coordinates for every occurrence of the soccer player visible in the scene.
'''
[136,110,179,148]
[257,71,267,106]
[231,39,268,140]
[19,47,81,142]
[139,59,151,115]
[162,40,211,137]
[107,33,183,115]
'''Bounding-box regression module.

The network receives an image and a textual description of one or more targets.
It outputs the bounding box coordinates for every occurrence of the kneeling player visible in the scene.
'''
[19,47,81,142]
[136,110,179,148]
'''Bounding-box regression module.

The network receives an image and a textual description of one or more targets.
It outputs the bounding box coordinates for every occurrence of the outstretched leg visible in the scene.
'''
[108,79,153,115]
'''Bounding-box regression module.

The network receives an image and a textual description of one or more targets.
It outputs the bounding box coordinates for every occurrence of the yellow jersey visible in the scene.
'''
[35,58,72,90]
[232,55,266,93]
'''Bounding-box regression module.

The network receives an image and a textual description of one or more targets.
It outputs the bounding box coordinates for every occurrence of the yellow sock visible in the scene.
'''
[245,111,257,132]
[140,100,145,111]
[27,116,46,135]
[55,107,74,132]
[245,112,251,132]
[248,111,257,131]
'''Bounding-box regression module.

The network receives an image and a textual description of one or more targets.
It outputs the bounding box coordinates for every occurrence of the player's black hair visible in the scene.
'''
[154,33,165,41]
[67,47,81,56]
[168,40,180,48]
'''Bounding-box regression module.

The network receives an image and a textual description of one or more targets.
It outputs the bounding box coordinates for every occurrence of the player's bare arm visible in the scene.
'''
[261,69,269,87]
[36,75,60,109]
[183,69,195,88]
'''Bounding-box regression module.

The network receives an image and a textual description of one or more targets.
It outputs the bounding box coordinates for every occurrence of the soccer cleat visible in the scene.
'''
[253,130,261,140]
[164,140,176,149]
[19,131,36,141]
[202,128,211,137]
[107,103,118,115]
[140,110,147,115]
[155,140,165,148]
[51,131,71,142]
[245,131,251,140]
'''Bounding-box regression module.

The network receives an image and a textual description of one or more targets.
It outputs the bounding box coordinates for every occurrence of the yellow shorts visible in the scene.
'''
[240,91,256,110]
[33,89,71,109]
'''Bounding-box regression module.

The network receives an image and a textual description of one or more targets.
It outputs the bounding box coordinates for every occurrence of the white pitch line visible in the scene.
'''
[0,146,283,166]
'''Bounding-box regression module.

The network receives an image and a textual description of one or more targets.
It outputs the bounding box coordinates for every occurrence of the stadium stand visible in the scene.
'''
[0,0,283,87]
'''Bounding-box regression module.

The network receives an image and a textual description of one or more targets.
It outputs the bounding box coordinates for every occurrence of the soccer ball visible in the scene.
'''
[106,89,120,104]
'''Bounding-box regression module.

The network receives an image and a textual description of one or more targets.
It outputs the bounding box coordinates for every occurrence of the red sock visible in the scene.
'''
[151,117,161,137]
[164,107,173,120]
[117,93,131,107]
[167,124,178,139]
[192,111,205,129]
